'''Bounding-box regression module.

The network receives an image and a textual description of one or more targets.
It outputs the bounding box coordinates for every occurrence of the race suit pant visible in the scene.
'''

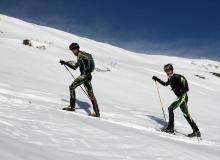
[69,74,100,116]
[167,94,199,132]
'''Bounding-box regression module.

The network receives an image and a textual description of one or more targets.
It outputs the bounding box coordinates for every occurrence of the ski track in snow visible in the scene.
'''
[58,109,219,147]
[1,83,220,159]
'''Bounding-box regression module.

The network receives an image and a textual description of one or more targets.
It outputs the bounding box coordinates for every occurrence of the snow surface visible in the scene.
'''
[0,14,220,160]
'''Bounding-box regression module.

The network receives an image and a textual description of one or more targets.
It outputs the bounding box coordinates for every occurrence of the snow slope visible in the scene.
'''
[0,14,220,160]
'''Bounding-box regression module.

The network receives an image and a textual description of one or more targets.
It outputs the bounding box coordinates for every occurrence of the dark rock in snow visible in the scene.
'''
[194,74,206,79]
[23,39,32,46]
[210,72,220,78]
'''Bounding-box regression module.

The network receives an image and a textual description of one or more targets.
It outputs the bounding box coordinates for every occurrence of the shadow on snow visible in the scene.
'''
[61,98,91,115]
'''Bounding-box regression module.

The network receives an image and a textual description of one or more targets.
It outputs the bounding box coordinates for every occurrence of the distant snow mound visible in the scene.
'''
[191,60,220,71]
[22,39,53,50]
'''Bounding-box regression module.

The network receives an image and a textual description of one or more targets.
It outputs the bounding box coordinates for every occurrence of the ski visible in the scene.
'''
[157,128,202,142]
[57,108,101,119]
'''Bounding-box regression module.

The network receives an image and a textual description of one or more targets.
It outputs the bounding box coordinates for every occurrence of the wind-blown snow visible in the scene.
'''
[0,14,220,160]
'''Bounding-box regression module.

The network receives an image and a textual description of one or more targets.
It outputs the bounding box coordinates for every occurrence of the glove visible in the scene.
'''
[60,60,66,65]
[152,76,158,81]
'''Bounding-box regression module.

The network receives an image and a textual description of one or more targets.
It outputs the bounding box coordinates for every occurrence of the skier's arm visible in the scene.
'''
[158,78,170,86]
[152,76,170,86]
[65,61,79,70]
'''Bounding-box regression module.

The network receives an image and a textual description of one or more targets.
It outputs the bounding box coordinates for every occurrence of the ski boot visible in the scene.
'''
[187,131,201,138]
[161,126,175,134]
[63,98,75,111]
[62,105,75,111]
[90,94,100,118]
[89,112,100,118]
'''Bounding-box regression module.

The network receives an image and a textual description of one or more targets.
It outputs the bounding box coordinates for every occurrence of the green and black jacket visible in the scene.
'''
[66,51,95,75]
[157,73,189,97]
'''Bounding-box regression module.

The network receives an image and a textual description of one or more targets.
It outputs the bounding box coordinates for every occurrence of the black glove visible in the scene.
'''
[60,60,66,65]
[152,76,159,81]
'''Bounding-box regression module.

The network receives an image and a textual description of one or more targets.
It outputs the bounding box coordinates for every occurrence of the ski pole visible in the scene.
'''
[155,81,167,122]
[63,64,90,99]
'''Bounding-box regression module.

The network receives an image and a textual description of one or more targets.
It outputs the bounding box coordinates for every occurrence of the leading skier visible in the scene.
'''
[60,43,100,117]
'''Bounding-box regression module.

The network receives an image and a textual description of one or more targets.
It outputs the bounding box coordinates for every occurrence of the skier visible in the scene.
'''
[152,64,201,137]
[60,43,100,117]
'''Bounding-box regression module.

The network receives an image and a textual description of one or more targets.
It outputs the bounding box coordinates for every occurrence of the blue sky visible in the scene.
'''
[1,0,220,60]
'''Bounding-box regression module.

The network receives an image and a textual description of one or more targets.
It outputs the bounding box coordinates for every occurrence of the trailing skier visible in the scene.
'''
[152,64,201,137]
[60,43,100,117]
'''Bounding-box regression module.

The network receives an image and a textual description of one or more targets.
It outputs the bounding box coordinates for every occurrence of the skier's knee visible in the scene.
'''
[168,106,174,112]
[69,85,76,97]
[69,84,76,91]
[168,107,175,115]
[88,92,94,98]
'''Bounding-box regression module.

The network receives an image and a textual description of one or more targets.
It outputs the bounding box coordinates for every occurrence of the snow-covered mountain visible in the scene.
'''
[0,14,220,160]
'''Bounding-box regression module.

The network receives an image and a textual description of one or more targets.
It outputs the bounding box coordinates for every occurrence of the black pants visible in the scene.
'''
[168,94,199,132]
[69,74,100,115]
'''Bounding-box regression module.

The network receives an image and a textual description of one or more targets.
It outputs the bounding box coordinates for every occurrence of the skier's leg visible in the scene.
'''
[161,102,178,133]
[69,75,89,109]
[167,102,178,129]
[163,95,188,133]
[161,100,178,133]
[180,95,199,132]
[83,76,100,117]
[166,94,188,129]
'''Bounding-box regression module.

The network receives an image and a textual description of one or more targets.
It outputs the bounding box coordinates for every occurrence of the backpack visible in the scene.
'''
[79,51,95,73]
[181,75,189,92]
[88,53,95,72]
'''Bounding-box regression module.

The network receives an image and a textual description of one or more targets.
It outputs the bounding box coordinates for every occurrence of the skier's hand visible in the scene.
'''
[71,60,77,65]
[60,60,66,65]
[152,76,158,81]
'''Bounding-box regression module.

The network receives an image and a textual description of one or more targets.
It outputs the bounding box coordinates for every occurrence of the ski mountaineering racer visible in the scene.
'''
[152,64,201,137]
[60,43,100,117]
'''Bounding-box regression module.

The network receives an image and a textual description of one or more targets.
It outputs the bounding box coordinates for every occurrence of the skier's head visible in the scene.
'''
[164,63,174,77]
[69,42,80,55]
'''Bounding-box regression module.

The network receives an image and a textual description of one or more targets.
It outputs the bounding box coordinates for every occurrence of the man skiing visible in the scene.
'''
[152,64,201,137]
[60,43,100,117]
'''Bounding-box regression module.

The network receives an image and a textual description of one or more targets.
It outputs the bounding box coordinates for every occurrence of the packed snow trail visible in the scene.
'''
[0,14,220,160]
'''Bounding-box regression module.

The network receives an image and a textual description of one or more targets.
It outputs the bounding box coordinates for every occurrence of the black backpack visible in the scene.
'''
[81,52,95,72]
[88,53,95,72]
[181,75,189,92]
